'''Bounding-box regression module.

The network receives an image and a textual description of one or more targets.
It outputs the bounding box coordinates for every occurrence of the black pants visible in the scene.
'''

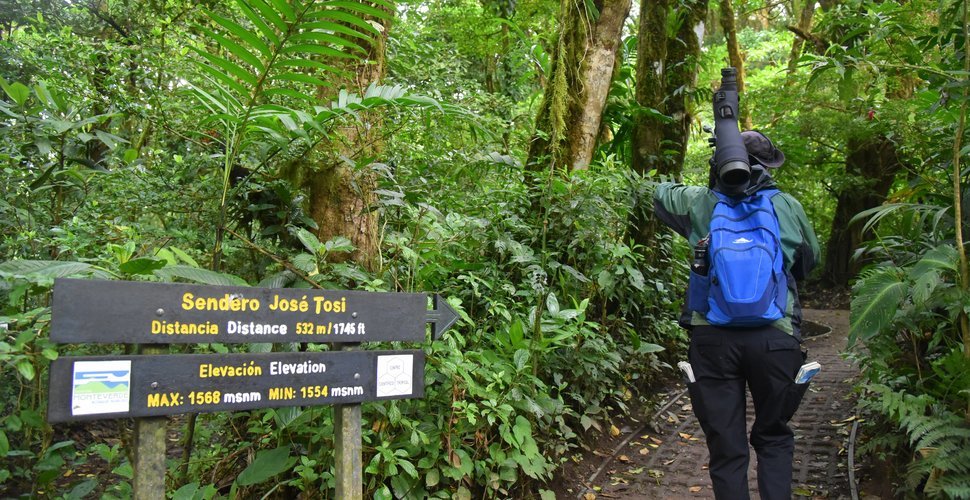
[687,325,808,500]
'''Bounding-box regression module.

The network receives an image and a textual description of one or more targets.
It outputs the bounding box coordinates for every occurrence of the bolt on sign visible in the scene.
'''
[51,278,457,344]
[47,350,424,422]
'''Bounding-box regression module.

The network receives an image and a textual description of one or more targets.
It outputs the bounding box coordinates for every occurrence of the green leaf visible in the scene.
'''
[0,77,30,107]
[236,445,295,486]
[194,49,258,87]
[513,349,530,372]
[119,258,167,276]
[207,10,272,59]
[324,236,355,254]
[0,429,8,456]
[197,25,265,72]
[305,10,381,36]
[545,293,559,316]
[293,228,323,254]
[16,359,35,380]
[637,342,665,354]
[64,479,98,500]
[910,244,958,277]
[324,0,391,19]
[168,247,200,268]
[248,0,287,33]
[425,468,440,487]
[154,265,248,286]
[0,260,109,279]
[849,267,907,347]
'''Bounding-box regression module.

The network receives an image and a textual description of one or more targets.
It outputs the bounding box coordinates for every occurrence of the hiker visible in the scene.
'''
[652,69,821,500]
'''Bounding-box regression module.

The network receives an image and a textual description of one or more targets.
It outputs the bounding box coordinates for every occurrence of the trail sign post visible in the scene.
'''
[48,350,425,422]
[51,278,457,344]
[47,278,456,499]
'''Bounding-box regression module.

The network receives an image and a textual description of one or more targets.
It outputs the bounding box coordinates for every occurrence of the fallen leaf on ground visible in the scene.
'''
[639,447,650,455]
[617,455,630,462]
[610,425,621,437]
[679,432,692,439]
[689,486,703,493]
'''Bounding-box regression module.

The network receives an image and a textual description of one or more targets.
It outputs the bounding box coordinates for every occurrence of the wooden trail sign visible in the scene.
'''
[47,350,424,423]
[51,278,458,344]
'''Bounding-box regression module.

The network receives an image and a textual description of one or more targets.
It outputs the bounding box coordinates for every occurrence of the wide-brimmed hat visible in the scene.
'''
[741,130,785,168]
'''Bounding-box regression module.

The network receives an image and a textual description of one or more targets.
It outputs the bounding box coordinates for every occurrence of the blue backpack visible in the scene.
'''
[688,189,788,326]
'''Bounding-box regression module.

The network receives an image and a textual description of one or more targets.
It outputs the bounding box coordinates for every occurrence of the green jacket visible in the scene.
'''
[653,182,820,336]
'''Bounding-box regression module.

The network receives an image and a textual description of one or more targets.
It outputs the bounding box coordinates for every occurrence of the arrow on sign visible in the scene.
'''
[427,294,458,339]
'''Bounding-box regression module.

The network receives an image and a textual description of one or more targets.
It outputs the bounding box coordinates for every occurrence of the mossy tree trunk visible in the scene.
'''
[630,0,707,251]
[661,0,707,175]
[786,0,817,82]
[307,5,392,272]
[821,134,903,286]
[719,0,751,129]
[631,0,669,176]
[526,0,632,173]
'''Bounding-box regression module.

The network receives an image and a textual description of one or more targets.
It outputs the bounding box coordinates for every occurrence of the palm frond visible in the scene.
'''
[849,265,907,347]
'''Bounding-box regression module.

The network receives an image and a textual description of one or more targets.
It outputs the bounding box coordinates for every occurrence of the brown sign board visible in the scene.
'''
[47,350,425,422]
[50,278,457,344]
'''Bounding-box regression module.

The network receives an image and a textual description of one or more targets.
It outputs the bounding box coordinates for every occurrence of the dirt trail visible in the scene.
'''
[579,309,859,499]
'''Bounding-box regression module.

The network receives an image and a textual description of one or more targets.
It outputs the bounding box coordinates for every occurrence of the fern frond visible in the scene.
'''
[849,266,907,346]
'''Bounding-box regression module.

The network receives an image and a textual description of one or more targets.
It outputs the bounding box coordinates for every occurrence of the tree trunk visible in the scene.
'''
[631,0,670,175]
[719,0,751,129]
[526,0,632,172]
[307,5,392,272]
[821,135,903,286]
[660,0,708,175]
[786,0,817,81]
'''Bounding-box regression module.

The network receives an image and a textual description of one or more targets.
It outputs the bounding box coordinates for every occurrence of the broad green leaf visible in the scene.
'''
[0,429,8,456]
[16,359,35,380]
[0,77,30,107]
[258,271,294,288]
[637,342,665,354]
[513,349,529,372]
[236,445,294,486]
[425,468,440,487]
[154,265,248,286]
[169,247,200,267]
[293,228,323,254]
[291,253,317,273]
[545,293,559,316]
[909,244,958,278]
[119,258,167,276]
[849,267,907,347]
[323,236,354,254]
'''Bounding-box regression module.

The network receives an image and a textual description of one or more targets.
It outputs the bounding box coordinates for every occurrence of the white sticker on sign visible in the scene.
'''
[376,355,413,397]
[71,360,132,416]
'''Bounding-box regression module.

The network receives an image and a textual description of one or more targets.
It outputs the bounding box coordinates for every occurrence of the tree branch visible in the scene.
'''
[786,25,826,53]
[225,228,323,289]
